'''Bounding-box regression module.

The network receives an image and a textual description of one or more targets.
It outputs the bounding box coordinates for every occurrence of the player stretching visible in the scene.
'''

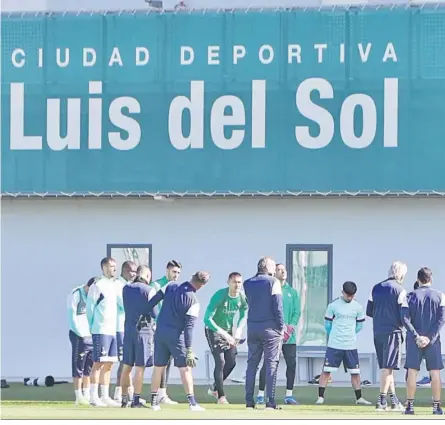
[317,281,371,406]
[147,271,210,411]
[402,267,444,415]
[257,263,301,405]
[86,257,120,407]
[150,260,182,405]
[67,277,96,405]
[366,261,406,411]
[121,266,156,408]
[114,261,137,403]
[204,272,248,404]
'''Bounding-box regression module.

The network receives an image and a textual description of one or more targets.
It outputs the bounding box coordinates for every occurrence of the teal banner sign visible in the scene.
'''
[2,7,445,195]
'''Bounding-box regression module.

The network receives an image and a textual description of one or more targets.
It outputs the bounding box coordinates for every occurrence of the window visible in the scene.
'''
[286,244,333,350]
[106,244,152,270]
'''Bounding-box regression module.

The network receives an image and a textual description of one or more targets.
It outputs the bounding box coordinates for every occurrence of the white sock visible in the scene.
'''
[114,386,122,398]
[75,389,82,400]
[83,387,90,399]
[258,390,265,397]
[286,390,293,397]
[128,386,134,400]
[91,384,99,400]
[158,388,166,398]
[101,385,109,399]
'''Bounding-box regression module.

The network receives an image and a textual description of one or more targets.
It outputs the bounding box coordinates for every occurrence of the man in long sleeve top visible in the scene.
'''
[257,263,301,405]
[86,257,120,407]
[149,260,182,405]
[113,261,137,403]
[366,261,407,412]
[67,277,96,405]
[120,266,156,408]
[243,256,284,410]
[204,272,248,404]
[146,271,210,412]
[401,267,445,415]
[317,281,371,406]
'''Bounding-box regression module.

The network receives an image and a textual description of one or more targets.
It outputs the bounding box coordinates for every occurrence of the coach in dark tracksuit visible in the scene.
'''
[243,256,284,410]
[366,261,407,411]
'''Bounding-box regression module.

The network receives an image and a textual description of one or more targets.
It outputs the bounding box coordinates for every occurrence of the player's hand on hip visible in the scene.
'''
[186,348,197,368]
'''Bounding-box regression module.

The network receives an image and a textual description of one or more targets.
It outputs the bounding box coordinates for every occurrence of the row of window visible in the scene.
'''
[107,243,332,350]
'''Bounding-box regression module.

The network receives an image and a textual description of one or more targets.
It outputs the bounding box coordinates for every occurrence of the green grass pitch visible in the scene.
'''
[0,383,441,419]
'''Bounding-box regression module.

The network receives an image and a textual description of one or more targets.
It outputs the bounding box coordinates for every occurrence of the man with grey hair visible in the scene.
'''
[243,256,284,410]
[366,261,407,411]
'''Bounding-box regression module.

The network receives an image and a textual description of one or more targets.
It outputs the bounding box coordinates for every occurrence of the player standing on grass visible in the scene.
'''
[204,272,248,404]
[366,261,406,412]
[317,281,371,406]
[86,257,120,407]
[120,266,156,408]
[410,280,433,388]
[149,260,182,405]
[114,261,137,403]
[244,256,284,410]
[67,277,96,405]
[147,271,210,412]
[257,263,301,405]
[401,267,444,415]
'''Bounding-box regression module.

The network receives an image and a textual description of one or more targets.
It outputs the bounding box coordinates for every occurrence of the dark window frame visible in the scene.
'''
[286,244,333,352]
[106,243,153,270]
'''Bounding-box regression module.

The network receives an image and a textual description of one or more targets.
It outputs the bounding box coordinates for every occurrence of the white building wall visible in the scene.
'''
[2,197,445,383]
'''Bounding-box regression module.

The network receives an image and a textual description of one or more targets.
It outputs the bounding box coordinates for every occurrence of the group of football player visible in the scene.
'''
[67,257,444,414]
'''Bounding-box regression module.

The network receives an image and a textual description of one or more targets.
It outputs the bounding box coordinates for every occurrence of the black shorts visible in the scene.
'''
[205,327,237,354]
[374,332,403,370]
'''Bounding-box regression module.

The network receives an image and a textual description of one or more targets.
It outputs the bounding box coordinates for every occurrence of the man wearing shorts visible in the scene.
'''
[366,261,407,411]
[67,277,96,405]
[86,257,120,407]
[113,261,137,403]
[120,266,155,408]
[402,267,444,415]
[317,281,371,406]
[150,260,182,404]
[147,271,210,412]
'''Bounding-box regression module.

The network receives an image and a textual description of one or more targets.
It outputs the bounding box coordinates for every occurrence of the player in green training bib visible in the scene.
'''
[149,260,182,405]
[204,272,248,404]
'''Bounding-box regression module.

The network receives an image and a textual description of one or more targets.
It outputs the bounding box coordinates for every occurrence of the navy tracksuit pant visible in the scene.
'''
[245,326,282,406]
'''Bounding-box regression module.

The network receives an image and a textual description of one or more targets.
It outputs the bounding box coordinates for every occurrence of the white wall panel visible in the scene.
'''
[2,197,445,383]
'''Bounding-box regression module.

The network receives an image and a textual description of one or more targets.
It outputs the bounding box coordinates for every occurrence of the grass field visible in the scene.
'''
[0,383,442,419]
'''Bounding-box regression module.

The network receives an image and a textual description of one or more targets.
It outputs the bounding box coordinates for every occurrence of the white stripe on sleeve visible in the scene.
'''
[186,302,200,317]
[397,289,407,305]
[400,291,408,308]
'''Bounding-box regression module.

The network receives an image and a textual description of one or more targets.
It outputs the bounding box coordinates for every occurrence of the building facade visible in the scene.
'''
[2,4,445,383]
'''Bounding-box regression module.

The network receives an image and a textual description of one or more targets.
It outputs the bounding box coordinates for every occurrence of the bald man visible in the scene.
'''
[114,261,137,402]
[120,266,156,408]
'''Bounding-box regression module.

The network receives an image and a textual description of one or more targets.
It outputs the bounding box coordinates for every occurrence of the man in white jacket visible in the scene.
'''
[86,257,120,407]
